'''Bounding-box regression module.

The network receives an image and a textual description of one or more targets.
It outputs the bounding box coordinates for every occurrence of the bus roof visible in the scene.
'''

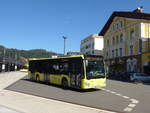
[28,55,103,61]
[28,55,85,61]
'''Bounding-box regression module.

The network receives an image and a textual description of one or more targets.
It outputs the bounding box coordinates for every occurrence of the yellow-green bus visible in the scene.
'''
[28,55,106,89]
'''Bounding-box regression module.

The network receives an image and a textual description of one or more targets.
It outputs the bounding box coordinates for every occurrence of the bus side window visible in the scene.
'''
[42,61,50,74]
[44,61,49,74]
[59,63,69,75]
[52,63,60,74]
[47,63,52,74]
[35,61,40,72]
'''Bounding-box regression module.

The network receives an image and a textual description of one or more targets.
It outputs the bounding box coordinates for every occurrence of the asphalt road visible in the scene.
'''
[106,80,150,113]
[5,77,150,113]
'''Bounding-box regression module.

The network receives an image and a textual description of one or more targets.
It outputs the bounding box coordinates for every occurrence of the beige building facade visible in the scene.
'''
[99,8,150,74]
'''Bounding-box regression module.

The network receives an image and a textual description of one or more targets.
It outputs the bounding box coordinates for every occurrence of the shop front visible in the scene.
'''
[142,52,150,74]
[105,55,142,79]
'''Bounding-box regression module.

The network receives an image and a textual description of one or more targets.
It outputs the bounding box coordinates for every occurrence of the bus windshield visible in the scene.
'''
[86,60,105,79]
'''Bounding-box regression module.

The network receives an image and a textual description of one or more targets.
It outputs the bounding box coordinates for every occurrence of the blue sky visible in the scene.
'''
[0,0,150,54]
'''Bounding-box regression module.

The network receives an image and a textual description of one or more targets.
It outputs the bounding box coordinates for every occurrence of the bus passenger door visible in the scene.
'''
[69,63,82,88]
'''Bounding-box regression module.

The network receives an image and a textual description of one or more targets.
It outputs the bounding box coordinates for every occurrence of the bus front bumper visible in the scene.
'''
[81,78,106,89]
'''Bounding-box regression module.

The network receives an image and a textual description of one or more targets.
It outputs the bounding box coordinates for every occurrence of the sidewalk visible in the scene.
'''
[0,72,26,113]
[0,105,21,113]
[0,72,116,113]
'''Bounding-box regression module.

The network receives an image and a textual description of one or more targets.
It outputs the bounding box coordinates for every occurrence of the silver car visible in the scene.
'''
[130,73,150,82]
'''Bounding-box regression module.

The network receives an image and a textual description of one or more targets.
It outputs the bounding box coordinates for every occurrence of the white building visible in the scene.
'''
[80,34,103,55]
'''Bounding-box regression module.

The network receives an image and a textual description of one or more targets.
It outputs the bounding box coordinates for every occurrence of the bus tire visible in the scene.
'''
[36,75,40,82]
[62,78,68,89]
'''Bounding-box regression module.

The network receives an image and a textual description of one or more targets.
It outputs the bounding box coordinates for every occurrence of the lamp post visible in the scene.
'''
[63,36,67,55]
[3,48,6,71]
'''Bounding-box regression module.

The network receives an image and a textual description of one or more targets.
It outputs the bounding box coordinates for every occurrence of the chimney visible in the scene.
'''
[133,6,143,13]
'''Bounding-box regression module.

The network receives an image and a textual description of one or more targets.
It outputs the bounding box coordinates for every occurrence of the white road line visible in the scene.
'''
[101,88,139,112]
[99,88,105,90]
[130,99,139,104]
[110,91,117,94]
[123,107,133,112]
[123,98,139,112]
[105,89,111,92]
[97,110,116,113]
[115,93,122,96]
[128,104,136,108]
[122,96,130,99]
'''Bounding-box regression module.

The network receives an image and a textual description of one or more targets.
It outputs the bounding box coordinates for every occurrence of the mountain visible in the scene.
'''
[0,45,61,61]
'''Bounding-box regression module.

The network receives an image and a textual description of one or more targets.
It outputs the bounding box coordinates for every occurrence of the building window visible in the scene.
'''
[120,21,123,28]
[112,50,114,58]
[106,52,109,58]
[92,50,94,54]
[86,45,88,49]
[130,30,135,40]
[89,44,91,48]
[139,39,142,53]
[92,43,94,49]
[119,48,122,56]
[116,23,119,29]
[116,49,118,57]
[113,37,115,45]
[120,33,123,43]
[112,21,123,31]
[107,39,109,47]
[113,25,115,31]
[105,40,107,47]
[130,45,134,55]
[116,35,119,44]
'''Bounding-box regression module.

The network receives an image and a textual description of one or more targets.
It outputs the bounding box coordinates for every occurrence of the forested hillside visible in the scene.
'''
[0,45,60,60]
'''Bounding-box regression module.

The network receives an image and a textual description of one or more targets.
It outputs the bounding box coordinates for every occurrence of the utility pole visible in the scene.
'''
[3,47,6,71]
[63,36,67,55]
[15,53,18,71]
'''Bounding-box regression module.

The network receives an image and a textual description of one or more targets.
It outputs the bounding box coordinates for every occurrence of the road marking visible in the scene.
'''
[110,91,117,94]
[105,89,111,92]
[122,96,129,99]
[123,98,139,112]
[123,107,133,112]
[130,99,139,104]
[128,104,136,108]
[98,111,117,113]
[99,88,139,112]
[115,93,122,96]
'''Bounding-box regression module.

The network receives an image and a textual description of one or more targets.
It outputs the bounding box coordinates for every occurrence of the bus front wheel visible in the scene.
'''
[62,78,68,89]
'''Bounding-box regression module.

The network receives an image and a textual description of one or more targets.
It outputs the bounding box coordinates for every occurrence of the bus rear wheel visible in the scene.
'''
[62,78,68,89]
[36,75,40,82]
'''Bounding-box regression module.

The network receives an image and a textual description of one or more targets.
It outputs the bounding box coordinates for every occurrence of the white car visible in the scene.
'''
[130,73,150,82]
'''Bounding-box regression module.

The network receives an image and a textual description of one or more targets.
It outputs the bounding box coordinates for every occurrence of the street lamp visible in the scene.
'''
[3,47,6,72]
[63,36,67,55]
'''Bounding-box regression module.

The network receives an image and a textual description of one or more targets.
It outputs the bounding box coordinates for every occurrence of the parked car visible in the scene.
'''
[130,73,150,82]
